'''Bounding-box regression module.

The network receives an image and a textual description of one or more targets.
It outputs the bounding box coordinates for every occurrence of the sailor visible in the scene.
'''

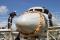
[44,9,53,26]
[8,11,16,29]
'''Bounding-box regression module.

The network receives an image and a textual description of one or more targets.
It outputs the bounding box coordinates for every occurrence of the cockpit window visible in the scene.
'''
[35,9,42,12]
[29,9,33,11]
[44,9,49,14]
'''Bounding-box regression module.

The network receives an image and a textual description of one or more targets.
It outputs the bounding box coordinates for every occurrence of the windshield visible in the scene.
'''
[35,9,42,12]
[29,9,33,11]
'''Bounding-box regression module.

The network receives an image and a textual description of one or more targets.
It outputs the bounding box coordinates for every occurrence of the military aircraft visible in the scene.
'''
[15,6,53,40]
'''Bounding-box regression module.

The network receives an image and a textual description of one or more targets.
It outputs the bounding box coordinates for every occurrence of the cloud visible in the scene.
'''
[52,16,60,26]
[0,22,7,28]
[0,6,8,14]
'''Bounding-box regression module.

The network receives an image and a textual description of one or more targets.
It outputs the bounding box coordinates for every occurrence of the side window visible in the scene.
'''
[35,9,42,12]
[44,9,49,14]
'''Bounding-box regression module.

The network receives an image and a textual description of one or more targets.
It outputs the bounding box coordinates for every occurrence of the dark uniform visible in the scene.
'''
[8,11,16,29]
[48,13,53,26]
[44,9,53,26]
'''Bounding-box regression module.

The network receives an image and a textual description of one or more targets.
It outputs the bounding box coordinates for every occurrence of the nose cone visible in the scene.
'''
[16,13,40,33]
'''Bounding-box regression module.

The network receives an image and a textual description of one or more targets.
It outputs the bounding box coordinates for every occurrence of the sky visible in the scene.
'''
[0,0,60,27]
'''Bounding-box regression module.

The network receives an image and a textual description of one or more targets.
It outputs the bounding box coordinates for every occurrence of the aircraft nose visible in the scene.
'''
[16,13,41,33]
[16,15,29,25]
[16,13,40,26]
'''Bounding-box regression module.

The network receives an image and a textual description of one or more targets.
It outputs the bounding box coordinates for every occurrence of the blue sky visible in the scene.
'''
[0,0,60,25]
[0,0,60,13]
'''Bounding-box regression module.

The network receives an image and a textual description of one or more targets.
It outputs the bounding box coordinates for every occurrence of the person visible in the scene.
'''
[8,11,16,29]
[44,9,53,26]
[48,13,53,26]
